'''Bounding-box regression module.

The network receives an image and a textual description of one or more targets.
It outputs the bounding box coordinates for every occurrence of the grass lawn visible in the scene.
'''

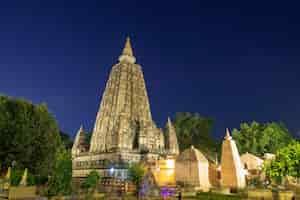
[195,192,243,200]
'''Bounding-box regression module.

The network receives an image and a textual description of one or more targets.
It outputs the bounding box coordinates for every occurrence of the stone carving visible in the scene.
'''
[72,38,179,178]
[89,37,163,153]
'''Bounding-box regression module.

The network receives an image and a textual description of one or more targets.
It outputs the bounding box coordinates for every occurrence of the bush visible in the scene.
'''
[10,169,22,186]
[34,175,48,185]
[248,176,264,188]
[263,141,300,184]
[128,163,146,191]
[46,151,72,196]
[81,170,101,192]
[10,168,35,186]
[27,173,36,186]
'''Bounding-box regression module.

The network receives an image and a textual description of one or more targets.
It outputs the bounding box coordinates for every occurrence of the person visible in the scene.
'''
[117,188,124,200]
[178,190,182,200]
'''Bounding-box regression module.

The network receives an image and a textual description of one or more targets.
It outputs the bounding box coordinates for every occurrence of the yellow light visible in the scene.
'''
[153,159,176,186]
[166,159,175,169]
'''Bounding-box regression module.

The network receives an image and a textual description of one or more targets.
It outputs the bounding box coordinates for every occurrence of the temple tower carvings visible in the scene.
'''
[72,38,179,178]
[89,37,163,153]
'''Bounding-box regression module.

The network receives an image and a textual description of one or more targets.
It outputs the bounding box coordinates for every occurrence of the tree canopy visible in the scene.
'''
[60,131,73,150]
[81,170,101,192]
[264,141,300,182]
[0,95,64,178]
[84,131,92,145]
[46,150,72,195]
[232,121,293,156]
[172,112,218,158]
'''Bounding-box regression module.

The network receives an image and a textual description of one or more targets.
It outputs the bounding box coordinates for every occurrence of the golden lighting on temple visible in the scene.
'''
[152,159,176,187]
[166,159,175,168]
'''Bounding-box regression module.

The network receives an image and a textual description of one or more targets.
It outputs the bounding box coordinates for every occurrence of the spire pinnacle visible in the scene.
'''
[78,125,84,133]
[225,128,232,140]
[119,37,136,64]
[122,37,133,56]
[167,117,172,125]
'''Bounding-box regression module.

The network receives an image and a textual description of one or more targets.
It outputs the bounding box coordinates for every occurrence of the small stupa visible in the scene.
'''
[5,167,11,180]
[19,168,28,186]
[220,129,246,189]
[175,145,211,191]
[3,167,11,189]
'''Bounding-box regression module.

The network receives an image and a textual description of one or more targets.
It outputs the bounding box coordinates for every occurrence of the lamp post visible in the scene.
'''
[11,160,16,169]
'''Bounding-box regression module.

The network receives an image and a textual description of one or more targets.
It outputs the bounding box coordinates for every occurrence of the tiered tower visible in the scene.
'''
[89,37,164,154]
[220,129,246,189]
[72,38,179,178]
[165,117,180,155]
[72,125,87,157]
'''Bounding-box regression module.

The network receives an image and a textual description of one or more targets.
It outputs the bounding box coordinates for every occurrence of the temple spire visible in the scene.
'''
[167,117,172,126]
[72,125,86,157]
[79,124,83,132]
[119,37,136,64]
[225,128,232,140]
[122,37,133,56]
[221,127,246,188]
[165,117,180,155]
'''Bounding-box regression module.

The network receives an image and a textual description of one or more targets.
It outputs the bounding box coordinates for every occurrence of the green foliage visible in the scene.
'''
[81,170,101,192]
[247,176,264,188]
[10,169,22,186]
[27,173,36,186]
[84,132,92,145]
[46,150,72,196]
[232,121,293,156]
[34,175,48,185]
[60,131,73,150]
[173,112,218,158]
[10,168,35,186]
[128,163,146,192]
[264,141,300,182]
[0,95,64,178]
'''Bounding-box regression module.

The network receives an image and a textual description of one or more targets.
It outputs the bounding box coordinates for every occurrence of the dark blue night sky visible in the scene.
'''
[1,1,300,139]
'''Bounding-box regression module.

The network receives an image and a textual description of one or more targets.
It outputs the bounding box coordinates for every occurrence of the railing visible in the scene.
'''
[73,160,130,170]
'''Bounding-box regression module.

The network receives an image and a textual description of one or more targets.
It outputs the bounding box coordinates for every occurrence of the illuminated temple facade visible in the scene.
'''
[72,38,179,179]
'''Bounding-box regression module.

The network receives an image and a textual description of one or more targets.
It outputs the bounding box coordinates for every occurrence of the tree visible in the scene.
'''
[173,112,218,158]
[264,141,300,184]
[84,131,92,145]
[46,150,72,196]
[128,163,146,199]
[232,121,293,156]
[60,131,73,150]
[0,95,64,178]
[10,168,35,186]
[81,170,101,193]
